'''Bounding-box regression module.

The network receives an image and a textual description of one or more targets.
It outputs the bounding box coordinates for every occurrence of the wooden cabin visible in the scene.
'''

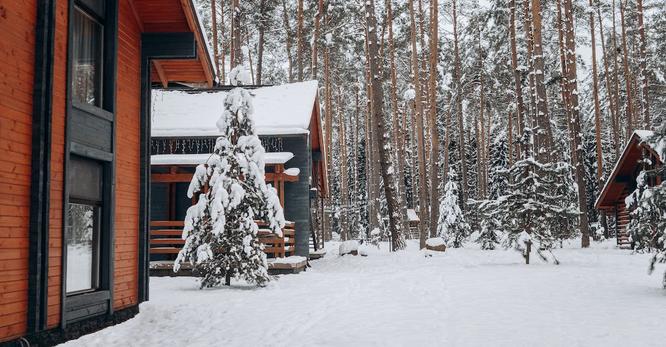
[595,130,663,249]
[0,0,214,344]
[148,82,329,266]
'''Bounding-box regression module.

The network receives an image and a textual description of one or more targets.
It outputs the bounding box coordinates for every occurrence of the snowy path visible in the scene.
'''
[61,241,665,347]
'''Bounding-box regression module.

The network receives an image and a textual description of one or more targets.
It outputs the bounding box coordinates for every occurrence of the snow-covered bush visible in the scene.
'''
[436,169,470,248]
[175,66,286,287]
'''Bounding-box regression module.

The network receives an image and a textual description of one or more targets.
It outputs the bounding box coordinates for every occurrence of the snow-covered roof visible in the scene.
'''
[595,130,661,209]
[407,209,419,222]
[151,81,319,137]
[151,152,294,166]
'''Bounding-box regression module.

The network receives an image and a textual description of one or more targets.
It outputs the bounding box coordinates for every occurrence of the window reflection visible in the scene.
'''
[66,203,98,293]
[71,7,103,106]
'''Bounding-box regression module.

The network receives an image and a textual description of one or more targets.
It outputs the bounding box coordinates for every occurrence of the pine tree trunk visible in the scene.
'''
[211,0,220,78]
[508,111,514,166]
[365,0,405,251]
[588,0,609,236]
[636,0,649,129]
[597,7,620,156]
[219,0,226,83]
[556,0,576,162]
[323,44,332,240]
[523,0,536,129]
[428,0,440,236]
[246,33,256,84]
[509,0,525,158]
[363,25,381,235]
[409,0,429,248]
[338,90,349,241]
[281,0,294,83]
[611,0,624,146]
[452,0,468,207]
[296,0,304,82]
[231,0,242,66]
[563,0,591,248]
[387,0,410,235]
[256,0,267,85]
[417,0,432,228]
[530,0,552,161]
[312,0,323,79]
[619,0,635,136]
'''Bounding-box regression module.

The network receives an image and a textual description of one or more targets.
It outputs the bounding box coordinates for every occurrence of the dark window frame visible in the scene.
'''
[62,0,118,327]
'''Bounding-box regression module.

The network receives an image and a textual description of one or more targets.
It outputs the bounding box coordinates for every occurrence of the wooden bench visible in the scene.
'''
[150,221,185,255]
[149,220,297,259]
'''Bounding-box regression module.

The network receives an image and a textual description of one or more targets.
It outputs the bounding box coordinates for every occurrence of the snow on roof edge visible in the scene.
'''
[151,152,294,166]
[191,0,217,82]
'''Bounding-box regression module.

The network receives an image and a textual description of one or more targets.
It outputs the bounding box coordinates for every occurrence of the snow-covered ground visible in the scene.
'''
[61,240,665,347]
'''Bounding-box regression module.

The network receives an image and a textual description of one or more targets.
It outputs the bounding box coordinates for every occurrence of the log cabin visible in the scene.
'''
[595,130,663,249]
[0,0,214,344]
[148,81,329,270]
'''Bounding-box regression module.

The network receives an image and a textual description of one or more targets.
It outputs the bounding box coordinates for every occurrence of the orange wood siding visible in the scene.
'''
[113,0,141,310]
[0,1,37,341]
[46,0,68,329]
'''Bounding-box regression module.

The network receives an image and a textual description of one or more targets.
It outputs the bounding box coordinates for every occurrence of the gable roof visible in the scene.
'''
[132,0,216,86]
[151,80,320,137]
[595,130,662,209]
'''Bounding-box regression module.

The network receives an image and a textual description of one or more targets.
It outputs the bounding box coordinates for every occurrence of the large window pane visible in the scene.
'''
[66,203,98,293]
[72,7,103,106]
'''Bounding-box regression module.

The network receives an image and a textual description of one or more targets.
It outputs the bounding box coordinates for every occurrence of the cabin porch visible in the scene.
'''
[149,156,305,275]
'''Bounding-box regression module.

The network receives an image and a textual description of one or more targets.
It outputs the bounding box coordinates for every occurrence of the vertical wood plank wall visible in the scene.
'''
[0,0,142,341]
[46,0,68,329]
[113,0,141,310]
[0,1,37,340]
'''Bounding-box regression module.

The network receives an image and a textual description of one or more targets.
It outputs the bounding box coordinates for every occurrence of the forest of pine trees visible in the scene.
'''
[193,0,665,254]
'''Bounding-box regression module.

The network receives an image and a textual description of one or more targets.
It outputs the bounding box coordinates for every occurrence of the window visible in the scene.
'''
[71,5,103,107]
[66,156,103,294]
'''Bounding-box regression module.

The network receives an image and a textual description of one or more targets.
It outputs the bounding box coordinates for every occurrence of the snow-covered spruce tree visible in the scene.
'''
[626,170,664,252]
[498,129,579,259]
[625,126,666,287]
[474,199,502,250]
[437,169,470,248]
[488,128,509,200]
[175,66,286,287]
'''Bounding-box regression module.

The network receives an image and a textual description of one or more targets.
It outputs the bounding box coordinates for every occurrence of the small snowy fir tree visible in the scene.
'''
[498,129,578,260]
[437,169,470,248]
[625,126,666,287]
[175,66,285,287]
[475,199,502,250]
[488,128,509,200]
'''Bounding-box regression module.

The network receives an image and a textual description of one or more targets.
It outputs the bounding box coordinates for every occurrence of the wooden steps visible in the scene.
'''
[616,187,632,249]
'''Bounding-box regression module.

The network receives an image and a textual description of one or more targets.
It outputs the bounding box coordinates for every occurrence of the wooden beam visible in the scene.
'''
[179,0,215,86]
[153,61,168,88]
[152,173,193,183]
[128,0,144,31]
[265,173,299,182]
[142,32,196,60]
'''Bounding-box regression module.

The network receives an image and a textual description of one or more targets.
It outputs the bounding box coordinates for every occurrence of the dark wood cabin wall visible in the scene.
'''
[0,1,37,341]
[276,135,312,258]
